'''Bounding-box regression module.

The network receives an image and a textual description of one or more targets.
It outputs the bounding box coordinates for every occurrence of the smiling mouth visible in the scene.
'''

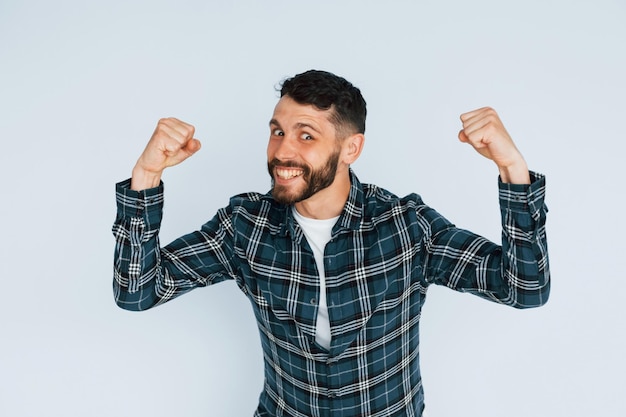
[275,168,304,180]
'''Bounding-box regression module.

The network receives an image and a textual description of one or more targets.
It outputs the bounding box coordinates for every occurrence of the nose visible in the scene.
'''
[270,135,297,161]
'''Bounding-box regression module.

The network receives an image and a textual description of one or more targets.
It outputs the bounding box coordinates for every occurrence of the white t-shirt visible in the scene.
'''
[292,207,339,350]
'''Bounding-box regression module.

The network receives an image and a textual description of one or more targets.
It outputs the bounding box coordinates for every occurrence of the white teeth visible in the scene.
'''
[276,168,303,179]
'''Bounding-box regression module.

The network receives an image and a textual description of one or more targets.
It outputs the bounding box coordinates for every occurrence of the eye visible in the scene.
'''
[300,133,313,141]
[272,128,284,136]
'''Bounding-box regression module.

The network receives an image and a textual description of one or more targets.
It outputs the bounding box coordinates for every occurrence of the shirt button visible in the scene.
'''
[328,391,336,398]
[311,298,317,305]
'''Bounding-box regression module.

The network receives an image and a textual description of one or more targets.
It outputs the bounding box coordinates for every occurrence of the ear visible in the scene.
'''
[341,133,365,165]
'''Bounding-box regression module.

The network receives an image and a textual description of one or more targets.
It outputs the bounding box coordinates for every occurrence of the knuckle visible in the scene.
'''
[485,108,499,120]
[155,118,172,133]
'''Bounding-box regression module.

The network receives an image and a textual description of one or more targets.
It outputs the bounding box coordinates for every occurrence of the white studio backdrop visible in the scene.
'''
[0,0,624,416]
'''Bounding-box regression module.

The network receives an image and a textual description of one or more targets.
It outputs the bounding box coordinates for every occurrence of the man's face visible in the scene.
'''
[267,96,344,205]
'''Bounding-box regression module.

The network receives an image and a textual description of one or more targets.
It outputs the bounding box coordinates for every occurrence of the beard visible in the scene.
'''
[268,149,341,205]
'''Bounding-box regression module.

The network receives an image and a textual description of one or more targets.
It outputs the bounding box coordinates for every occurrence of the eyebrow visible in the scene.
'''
[269,119,321,134]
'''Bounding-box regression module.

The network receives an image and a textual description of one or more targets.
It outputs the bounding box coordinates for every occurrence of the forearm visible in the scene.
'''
[112,179,175,310]
[113,221,166,311]
[496,171,550,308]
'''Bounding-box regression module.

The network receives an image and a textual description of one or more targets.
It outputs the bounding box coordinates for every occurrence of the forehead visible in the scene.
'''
[271,96,334,128]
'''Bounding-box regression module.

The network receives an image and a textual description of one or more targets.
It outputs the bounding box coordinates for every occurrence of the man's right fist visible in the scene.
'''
[131,118,201,191]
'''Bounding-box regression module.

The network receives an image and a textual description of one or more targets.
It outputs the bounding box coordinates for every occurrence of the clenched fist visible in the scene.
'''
[458,107,530,184]
[131,118,201,191]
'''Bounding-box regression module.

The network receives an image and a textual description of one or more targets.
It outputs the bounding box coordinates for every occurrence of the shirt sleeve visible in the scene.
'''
[111,179,238,311]
[424,171,550,308]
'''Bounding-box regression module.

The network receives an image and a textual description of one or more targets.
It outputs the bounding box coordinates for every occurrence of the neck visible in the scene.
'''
[294,170,351,219]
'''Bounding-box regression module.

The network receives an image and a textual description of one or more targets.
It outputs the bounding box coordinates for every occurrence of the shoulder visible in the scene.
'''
[223,191,286,230]
[227,191,281,214]
[361,182,425,215]
[360,182,452,234]
[228,191,271,206]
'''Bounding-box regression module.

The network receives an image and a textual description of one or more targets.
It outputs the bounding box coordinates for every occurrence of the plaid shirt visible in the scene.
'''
[112,170,550,417]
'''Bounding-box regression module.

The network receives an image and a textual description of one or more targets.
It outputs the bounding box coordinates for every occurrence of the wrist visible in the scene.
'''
[498,160,530,184]
[131,165,162,191]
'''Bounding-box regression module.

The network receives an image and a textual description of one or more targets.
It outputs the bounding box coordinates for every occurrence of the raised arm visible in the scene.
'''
[112,118,234,311]
[423,108,549,307]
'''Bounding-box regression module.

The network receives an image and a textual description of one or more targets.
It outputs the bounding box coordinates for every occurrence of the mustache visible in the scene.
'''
[267,158,310,174]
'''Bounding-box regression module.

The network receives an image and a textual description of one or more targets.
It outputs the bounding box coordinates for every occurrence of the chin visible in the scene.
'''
[271,185,293,203]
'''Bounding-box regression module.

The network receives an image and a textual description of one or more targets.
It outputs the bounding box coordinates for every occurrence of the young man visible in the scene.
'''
[112,70,550,416]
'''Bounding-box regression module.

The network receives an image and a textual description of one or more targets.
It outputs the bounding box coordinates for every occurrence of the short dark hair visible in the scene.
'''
[279,70,367,136]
